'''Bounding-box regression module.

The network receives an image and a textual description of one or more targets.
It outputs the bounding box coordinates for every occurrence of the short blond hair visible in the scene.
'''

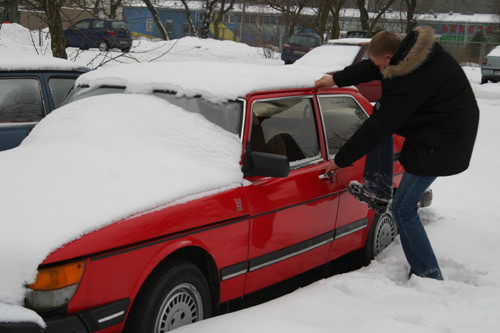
[368,30,402,58]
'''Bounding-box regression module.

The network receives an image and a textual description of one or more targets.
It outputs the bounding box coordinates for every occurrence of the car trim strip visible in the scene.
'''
[220,217,368,281]
[90,215,249,262]
[252,192,339,219]
[335,218,369,239]
[248,232,335,272]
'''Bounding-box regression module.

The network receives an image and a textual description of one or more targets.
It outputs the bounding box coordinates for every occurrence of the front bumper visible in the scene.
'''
[0,299,129,333]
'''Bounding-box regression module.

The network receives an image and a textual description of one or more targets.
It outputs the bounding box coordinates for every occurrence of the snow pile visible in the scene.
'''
[0,49,88,71]
[0,94,243,323]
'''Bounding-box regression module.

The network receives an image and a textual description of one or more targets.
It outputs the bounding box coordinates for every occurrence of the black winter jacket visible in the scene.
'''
[332,26,479,177]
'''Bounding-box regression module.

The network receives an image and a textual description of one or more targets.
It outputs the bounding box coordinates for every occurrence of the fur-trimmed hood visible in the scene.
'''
[382,26,435,79]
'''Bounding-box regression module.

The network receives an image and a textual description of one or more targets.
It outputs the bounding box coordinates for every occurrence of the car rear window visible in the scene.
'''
[111,21,128,31]
[288,35,321,48]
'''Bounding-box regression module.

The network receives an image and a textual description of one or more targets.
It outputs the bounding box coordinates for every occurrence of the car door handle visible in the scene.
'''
[319,171,335,183]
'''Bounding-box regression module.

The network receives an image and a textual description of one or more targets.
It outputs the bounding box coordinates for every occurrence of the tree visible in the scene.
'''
[39,0,67,59]
[180,0,237,39]
[329,0,347,39]
[212,0,236,39]
[357,0,370,30]
[1,0,18,23]
[403,0,418,32]
[180,0,199,37]
[143,0,169,40]
[263,0,335,41]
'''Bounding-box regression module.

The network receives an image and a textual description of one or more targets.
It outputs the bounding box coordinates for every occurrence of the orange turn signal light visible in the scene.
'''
[29,260,85,291]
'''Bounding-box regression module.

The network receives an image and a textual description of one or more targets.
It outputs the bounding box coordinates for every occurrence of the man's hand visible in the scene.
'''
[325,160,341,174]
[315,75,335,91]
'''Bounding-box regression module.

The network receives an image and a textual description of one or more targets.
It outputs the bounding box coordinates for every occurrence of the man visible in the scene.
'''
[315,27,479,280]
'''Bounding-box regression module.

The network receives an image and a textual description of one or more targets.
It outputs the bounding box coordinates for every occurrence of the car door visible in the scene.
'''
[65,19,91,48]
[316,93,373,259]
[243,92,342,294]
[0,75,45,151]
[90,19,106,48]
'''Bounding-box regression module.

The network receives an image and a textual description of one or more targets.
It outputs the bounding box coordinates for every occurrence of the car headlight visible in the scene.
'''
[26,260,85,311]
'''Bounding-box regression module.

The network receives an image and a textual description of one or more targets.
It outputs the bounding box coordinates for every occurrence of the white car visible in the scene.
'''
[481,45,500,84]
[292,38,381,102]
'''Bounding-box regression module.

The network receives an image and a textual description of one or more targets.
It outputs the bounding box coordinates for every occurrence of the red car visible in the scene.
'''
[1,63,407,333]
[293,38,382,102]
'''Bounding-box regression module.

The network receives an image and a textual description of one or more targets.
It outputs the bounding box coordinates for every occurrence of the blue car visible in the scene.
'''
[64,18,133,52]
[281,32,322,64]
[0,51,89,151]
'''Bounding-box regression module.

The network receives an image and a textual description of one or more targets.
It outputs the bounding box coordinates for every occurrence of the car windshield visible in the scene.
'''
[63,86,244,136]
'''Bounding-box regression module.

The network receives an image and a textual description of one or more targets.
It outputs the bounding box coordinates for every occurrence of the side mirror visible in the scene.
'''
[242,143,290,178]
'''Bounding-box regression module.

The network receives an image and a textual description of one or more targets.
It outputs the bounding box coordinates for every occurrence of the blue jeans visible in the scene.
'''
[363,138,443,280]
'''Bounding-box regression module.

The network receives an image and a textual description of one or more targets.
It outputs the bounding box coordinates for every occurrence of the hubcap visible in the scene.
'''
[154,283,203,333]
[373,213,396,256]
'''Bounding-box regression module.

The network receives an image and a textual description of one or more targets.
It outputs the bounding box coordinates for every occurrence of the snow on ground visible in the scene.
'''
[1,23,500,332]
[175,69,500,333]
[0,23,282,68]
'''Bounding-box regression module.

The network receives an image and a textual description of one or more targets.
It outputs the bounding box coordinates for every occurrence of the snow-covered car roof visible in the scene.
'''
[328,37,371,45]
[74,61,326,103]
[487,45,500,57]
[0,49,89,72]
[292,43,364,73]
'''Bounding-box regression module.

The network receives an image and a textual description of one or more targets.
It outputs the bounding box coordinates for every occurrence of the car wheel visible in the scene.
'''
[357,212,397,265]
[124,259,212,333]
[481,77,488,84]
[98,41,109,52]
[121,47,131,53]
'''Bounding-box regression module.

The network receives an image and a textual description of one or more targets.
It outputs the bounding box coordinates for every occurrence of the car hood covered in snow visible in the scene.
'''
[0,93,244,310]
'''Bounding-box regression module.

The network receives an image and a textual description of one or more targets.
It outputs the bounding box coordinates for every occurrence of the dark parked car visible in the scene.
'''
[293,38,381,102]
[281,32,322,64]
[64,18,132,52]
[0,50,89,151]
[481,45,500,84]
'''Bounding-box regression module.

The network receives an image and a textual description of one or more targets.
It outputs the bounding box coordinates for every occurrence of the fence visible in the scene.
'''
[440,41,499,65]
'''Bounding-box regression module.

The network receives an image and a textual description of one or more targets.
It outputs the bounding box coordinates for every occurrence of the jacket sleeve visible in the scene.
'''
[333,76,424,168]
[332,59,382,87]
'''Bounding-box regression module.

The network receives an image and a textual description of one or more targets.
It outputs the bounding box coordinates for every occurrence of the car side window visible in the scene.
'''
[0,78,45,123]
[93,20,105,29]
[318,95,368,156]
[74,20,90,30]
[48,77,78,108]
[251,97,320,164]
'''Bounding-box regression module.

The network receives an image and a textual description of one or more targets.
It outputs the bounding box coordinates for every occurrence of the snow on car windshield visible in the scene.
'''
[0,93,244,317]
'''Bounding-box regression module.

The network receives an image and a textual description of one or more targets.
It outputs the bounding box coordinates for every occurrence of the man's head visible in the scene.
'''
[368,30,402,72]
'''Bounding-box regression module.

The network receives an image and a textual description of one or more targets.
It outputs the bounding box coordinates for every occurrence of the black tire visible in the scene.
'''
[357,212,398,266]
[98,40,109,52]
[124,259,212,333]
[481,77,488,84]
